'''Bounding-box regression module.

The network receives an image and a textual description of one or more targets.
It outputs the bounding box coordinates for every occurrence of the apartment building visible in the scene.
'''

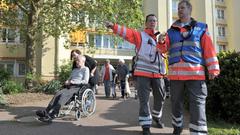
[144,0,240,52]
[0,0,239,81]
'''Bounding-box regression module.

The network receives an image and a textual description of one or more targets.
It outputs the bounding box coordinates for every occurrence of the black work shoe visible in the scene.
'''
[36,110,47,118]
[37,116,52,123]
[142,128,151,135]
[172,127,183,135]
[154,119,165,128]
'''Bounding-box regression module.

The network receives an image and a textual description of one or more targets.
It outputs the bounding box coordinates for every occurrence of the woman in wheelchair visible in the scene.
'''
[36,55,89,122]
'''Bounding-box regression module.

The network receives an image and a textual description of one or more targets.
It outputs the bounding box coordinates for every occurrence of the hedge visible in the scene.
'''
[206,51,240,124]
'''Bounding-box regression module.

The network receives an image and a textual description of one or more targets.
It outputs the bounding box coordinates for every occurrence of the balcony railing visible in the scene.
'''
[215,0,226,7]
[217,36,228,43]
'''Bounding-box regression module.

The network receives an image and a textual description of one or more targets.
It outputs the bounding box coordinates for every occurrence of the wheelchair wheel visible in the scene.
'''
[81,88,96,117]
[75,109,81,120]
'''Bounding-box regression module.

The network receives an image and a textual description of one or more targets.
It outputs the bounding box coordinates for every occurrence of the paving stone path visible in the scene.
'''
[0,86,190,135]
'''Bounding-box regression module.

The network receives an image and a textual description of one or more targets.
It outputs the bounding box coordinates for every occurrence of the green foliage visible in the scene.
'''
[1,0,144,38]
[0,69,11,82]
[208,120,240,135]
[0,69,23,94]
[91,0,144,30]
[58,60,72,84]
[206,51,240,124]
[0,88,6,105]
[1,81,24,94]
[38,80,62,94]
[1,0,144,75]
[26,72,35,81]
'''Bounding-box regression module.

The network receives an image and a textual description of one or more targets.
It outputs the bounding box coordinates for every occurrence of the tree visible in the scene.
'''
[0,0,144,87]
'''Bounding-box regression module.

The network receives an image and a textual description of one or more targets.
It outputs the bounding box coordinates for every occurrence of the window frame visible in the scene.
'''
[218,26,226,37]
[0,61,26,77]
[217,9,225,19]
[0,28,21,44]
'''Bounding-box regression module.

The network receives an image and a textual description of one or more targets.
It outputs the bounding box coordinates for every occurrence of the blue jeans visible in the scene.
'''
[103,80,111,97]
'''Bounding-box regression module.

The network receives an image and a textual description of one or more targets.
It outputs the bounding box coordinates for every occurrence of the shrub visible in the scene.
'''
[0,88,6,105]
[206,51,240,124]
[1,81,24,94]
[58,61,72,84]
[0,69,10,84]
[39,80,62,94]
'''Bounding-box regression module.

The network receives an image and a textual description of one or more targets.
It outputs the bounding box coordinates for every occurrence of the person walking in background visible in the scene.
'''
[116,59,129,99]
[158,1,220,134]
[105,14,166,135]
[131,56,138,99]
[100,59,115,98]
[112,71,118,98]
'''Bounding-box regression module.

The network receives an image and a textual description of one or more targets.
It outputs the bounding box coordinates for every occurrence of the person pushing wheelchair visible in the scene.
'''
[36,55,89,122]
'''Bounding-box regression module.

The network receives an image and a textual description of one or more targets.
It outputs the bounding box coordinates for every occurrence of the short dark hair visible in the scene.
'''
[70,49,81,60]
[179,0,192,12]
[145,14,157,23]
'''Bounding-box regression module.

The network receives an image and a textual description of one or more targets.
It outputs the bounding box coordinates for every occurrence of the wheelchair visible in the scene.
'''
[58,84,96,120]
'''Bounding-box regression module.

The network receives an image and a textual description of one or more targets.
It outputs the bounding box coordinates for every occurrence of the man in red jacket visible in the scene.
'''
[106,14,166,135]
[158,1,220,135]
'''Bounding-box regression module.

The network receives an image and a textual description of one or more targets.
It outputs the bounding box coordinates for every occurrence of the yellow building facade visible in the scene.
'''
[0,0,239,81]
[143,0,240,52]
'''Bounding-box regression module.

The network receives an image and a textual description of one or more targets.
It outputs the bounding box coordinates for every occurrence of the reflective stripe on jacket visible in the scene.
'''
[168,22,206,65]
[112,24,166,78]
[157,19,220,80]
[134,32,166,76]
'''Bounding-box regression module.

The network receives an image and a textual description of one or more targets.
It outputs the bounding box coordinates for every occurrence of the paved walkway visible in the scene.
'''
[0,86,190,135]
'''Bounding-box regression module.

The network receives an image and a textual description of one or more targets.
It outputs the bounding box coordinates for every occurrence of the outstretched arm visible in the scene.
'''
[105,21,142,50]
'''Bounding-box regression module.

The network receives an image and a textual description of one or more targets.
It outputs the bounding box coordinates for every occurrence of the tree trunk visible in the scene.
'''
[25,4,38,89]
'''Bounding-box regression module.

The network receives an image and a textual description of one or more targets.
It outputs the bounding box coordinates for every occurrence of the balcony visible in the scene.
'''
[216,36,228,43]
[215,0,226,8]
[73,46,135,60]
[216,19,227,25]
[0,43,26,59]
[95,48,135,56]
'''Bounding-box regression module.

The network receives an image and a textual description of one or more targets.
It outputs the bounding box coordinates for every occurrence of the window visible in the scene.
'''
[6,63,14,75]
[218,26,225,37]
[0,64,4,70]
[218,44,226,52]
[0,61,26,76]
[172,0,179,12]
[0,28,18,43]
[18,63,26,76]
[109,37,114,48]
[122,40,134,49]
[103,35,110,48]
[217,9,224,19]
[117,40,134,49]
[95,35,102,48]
[72,11,85,25]
[87,34,134,49]
[0,62,14,75]
[88,34,95,46]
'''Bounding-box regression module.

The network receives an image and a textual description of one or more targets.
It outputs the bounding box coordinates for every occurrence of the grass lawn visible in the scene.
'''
[208,120,240,135]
